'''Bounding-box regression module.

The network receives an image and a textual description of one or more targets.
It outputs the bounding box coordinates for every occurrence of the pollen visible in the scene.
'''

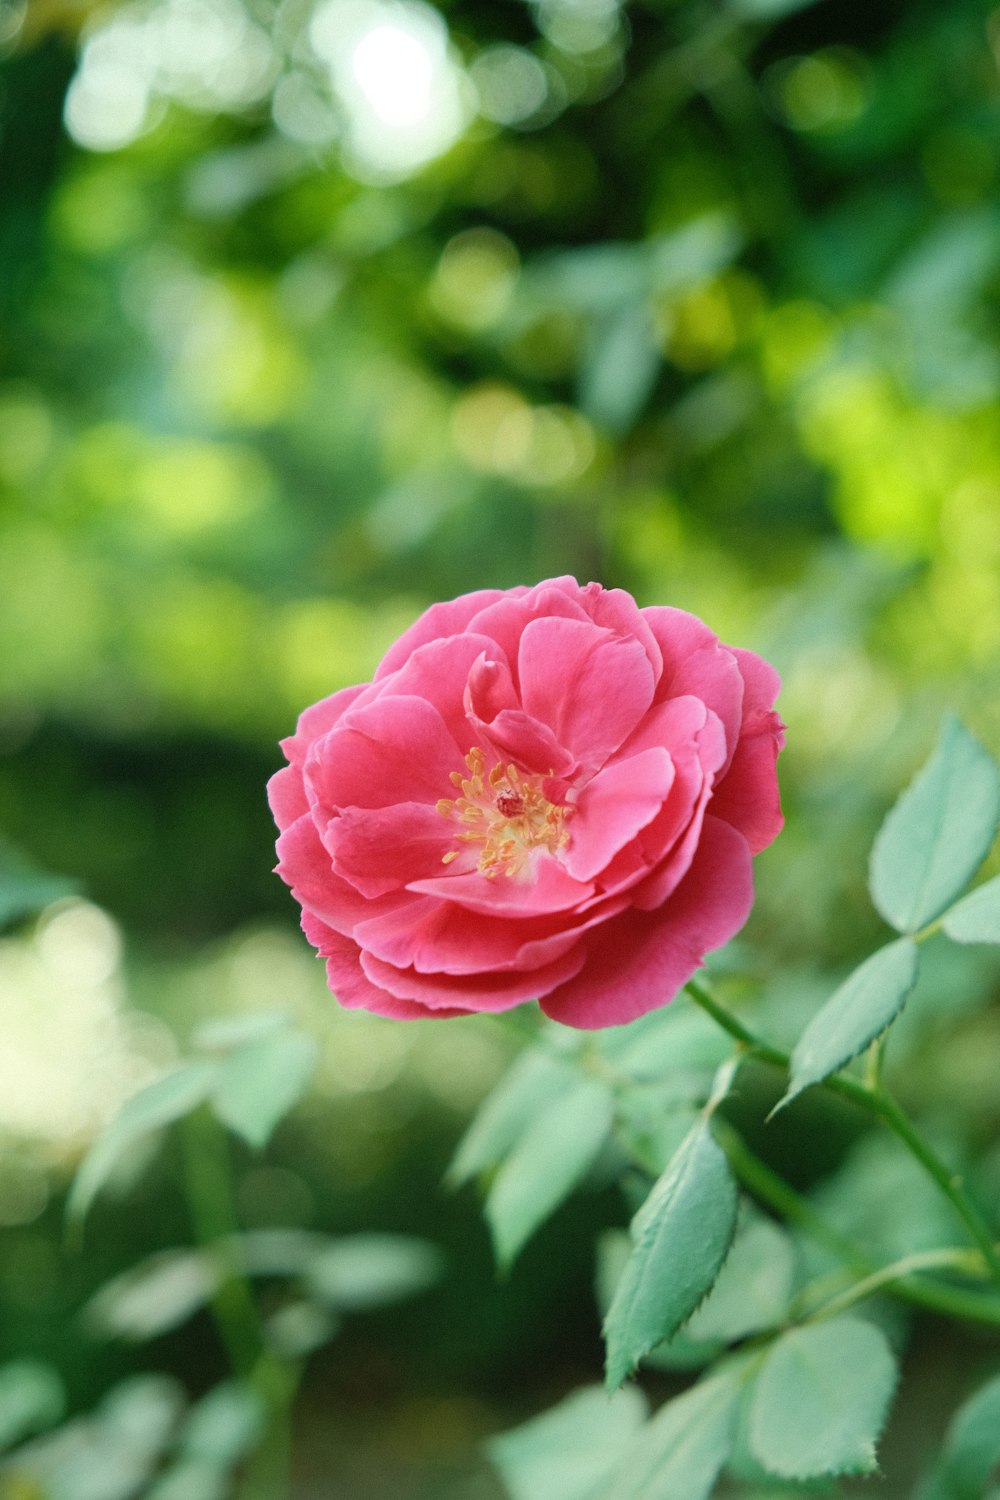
[437,747,571,878]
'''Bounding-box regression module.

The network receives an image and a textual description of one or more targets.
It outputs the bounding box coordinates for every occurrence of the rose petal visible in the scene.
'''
[302,913,470,1019]
[306,695,462,811]
[326,801,455,898]
[374,588,515,680]
[277,813,416,935]
[564,747,674,882]
[409,854,594,917]
[360,943,585,1010]
[540,815,754,1028]
[518,616,655,769]
[280,684,368,769]
[465,583,591,685]
[267,765,308,832]
[355,893,572,975]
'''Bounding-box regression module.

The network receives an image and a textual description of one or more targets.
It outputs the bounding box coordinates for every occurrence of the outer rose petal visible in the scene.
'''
[280,684,367,769]
[374,588,515,679]
[267,765,308,832]
[710,647,785,855]
[540,816,754,1028]
[360,943,586,1011]
[301,913,471,1019]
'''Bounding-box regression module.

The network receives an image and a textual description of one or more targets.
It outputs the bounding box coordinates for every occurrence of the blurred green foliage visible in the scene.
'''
[1,0,1000,1492]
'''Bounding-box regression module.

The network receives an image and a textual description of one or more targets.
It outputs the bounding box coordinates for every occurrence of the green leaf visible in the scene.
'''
[486,1074,615,1269]
[603,1120,739,1389]
[304,1233,443,1310]
[0,842,80,929]
[578,306,662,434]
[915,1371,1000,1500]
[748,1318,898,1478]
[777,938,918,1110]
[488,1385,648,1500]
[686,1218,796,1344]
[942,875,1000,944]
[145,1464,227,1500]
[84,1250,218,1342]
[447,1047,578,1188]
[67,1061,219,1227]
[211,1028,317,1148]
[178,1382,264,1469]
[0,1360,65,1449]
[869,717,1000,934]
[598,1359,751,1500]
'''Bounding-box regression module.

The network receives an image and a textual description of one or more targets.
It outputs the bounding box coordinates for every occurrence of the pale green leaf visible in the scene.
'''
[85,1250,217,1342]
[447,1048,578,1187]
[869,717,1000,934]
[778,938,918,1110]
[749,1318,898,1478]
[489,1385,648,1500]
[304,1233,443,1310]
[146,1464,227,1500]
[915,1371,1000,1500]
[942,875,1000,945]
[67,1061,219,1227]
[687,1218,795,1344]
[603,1121,739,1389]
[0,1361,65,1450]
[598,1359,751,1500]
[178,1382,264,1469]
[486,1074,615,1269]
[579,305,661,434]
[211,1029,318,1148]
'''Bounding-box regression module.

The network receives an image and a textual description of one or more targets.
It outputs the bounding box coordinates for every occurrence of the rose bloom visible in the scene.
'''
[268,578,784,1029]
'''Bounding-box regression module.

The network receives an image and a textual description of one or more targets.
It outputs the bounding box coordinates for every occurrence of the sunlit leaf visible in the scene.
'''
[603,1120,739,1389]
[941,875,1000,945]
[84,1250,218,1342]
[211,1028,318,1148]
[748,1318,897,1478]
[777,938,918,1109]
[489,1384,648,1500]
[869,717,1000,934]
[486,1074,615,1269]
[67,1062,220,1227]
[304,1233,443,1310]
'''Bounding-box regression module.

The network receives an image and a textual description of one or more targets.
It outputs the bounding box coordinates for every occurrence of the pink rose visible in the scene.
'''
[268,577,784,1029]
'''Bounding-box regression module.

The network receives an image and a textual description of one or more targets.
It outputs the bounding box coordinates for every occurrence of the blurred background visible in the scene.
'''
[1,0,1000,1493]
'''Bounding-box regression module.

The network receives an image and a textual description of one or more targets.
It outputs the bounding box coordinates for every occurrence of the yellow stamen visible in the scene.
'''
[437,747,571,878]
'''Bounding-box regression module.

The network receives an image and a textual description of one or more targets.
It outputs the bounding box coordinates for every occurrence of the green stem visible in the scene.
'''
[711,1116,864,1269]
[180,1107,262,1376]
[236,1351,304,1500]
[713,1116,1000,1329]
[685,979,1000,1282]
[806,1248,1000,1328]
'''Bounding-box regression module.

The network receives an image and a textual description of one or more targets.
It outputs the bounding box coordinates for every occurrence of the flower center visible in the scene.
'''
[437,747,571,879]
